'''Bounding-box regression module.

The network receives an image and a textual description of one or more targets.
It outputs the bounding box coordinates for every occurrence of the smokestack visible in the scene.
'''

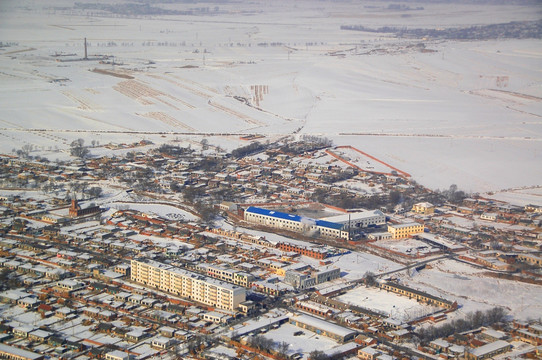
[84,37,87,59]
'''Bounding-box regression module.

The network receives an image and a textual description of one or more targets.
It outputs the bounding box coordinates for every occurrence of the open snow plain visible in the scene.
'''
[0,0,541,193]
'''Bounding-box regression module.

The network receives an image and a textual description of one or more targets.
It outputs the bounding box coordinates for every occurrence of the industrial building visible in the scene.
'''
[379,281,456,309]
[131,259,246,311]
[289,313,357,343]
[321,209,386,229]
[244,207,349,240]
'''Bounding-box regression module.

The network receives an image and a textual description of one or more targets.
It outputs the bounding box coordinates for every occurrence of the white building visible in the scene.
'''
[105,350,132,360]
[244,207,349,240]
[321,210,386,229]
[480,213,498,221]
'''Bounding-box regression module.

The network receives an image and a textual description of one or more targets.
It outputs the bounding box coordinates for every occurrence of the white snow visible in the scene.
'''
[263,323,339,359]
[109,202,199,222]
[0,0,540,192]
[486,187,542,207]
[395,259,542,321]
[337,285,441,321]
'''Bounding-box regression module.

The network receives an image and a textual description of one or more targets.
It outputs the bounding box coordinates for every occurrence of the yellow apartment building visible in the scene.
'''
[131,259,246,311]
[387,222,425,239]
[411,202,435,215]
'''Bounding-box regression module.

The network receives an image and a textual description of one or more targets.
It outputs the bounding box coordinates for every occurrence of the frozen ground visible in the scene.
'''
[0,0,540,193]
[316,251,402,280]
[263,323,339,359]
[371,238,441,257]
[108,201,199,222]
[444,215,531,232]
[336,285,441,321]
[329,146,398,174]
[486,186,542,206]
[395,259,542,321]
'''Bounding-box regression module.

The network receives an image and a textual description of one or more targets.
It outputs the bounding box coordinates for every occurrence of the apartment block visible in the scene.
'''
[387,222,425,239]
[131,259,246,311]
[196,263,254,287]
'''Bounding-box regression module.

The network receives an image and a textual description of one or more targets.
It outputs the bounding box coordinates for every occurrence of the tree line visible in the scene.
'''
[416,307,508,344]
[231,142,265,159]
[341,20,542,40]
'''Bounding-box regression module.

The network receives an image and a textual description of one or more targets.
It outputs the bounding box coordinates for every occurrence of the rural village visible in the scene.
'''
[0,136,541,360]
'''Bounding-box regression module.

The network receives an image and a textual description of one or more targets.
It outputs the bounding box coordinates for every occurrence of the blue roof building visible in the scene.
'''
[244,207,349,240]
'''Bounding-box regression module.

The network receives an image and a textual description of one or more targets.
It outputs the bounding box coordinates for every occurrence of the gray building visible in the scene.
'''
[284,266,340,290]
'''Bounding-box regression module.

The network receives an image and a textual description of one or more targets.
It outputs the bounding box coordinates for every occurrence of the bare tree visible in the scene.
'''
[363,271,377,286]
[80,182,88,198]
[276,341,290,358]
[88,187,103,198]
[309,350,329,360]
[70,138,90,158]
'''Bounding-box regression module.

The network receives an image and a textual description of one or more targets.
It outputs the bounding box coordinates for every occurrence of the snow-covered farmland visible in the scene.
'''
[487,186,542,207]
[0,0,540,193]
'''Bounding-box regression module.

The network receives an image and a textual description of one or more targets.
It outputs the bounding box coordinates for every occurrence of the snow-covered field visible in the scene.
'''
[322,251,403,280]
[371,238,441,257]
[395,259,542,321]
[263,323,339,359]
[337,285,441,321]
[487,186,542,206]
[109,201,199,222]
[445,215,531,232]
[0,0,540,193]
[329,146,400,174]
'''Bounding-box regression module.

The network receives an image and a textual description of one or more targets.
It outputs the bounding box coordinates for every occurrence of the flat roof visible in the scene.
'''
[469,340,510,357]
[133,259,244,292]
[246,207,344,230]
[381,281,453,306]
[229,314,289,338]
[246,207,302,221]
[105,350,131,359]
[0,343,43,360]
[321,210,385,223]
[388,222,422,229]
[290,313,357,338]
